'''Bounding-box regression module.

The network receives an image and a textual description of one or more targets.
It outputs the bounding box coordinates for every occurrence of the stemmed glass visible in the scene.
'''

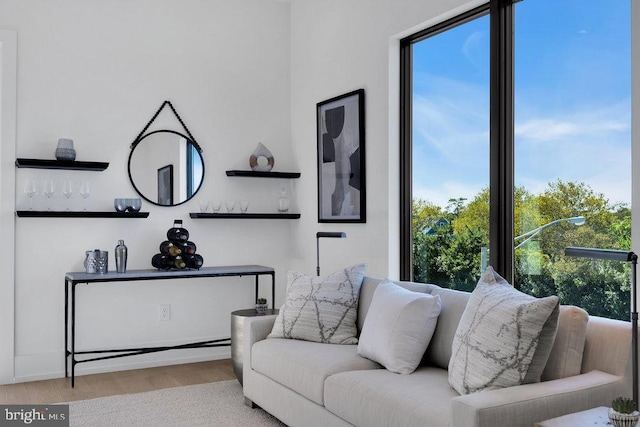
[42,179,55,210]
[79,181,90,210]
[23,179,37,210]
[62,180,73,210]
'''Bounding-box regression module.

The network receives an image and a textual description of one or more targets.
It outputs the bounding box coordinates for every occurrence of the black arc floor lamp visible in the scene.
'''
[316,232,346,276]
[565,246,638,409]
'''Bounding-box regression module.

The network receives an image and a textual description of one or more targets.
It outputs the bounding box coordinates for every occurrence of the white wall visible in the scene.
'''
[0,0,293,382]
[0,29,18,385]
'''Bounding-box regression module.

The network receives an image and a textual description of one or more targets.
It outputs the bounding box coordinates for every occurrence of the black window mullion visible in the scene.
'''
[489,0,515,283]
[399,39,413,281]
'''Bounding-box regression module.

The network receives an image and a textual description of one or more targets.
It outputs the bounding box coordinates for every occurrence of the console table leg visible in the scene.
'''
[64,279,68,378]
[271,272,275,309]
[254,276,259,303]
[71,282,76,388]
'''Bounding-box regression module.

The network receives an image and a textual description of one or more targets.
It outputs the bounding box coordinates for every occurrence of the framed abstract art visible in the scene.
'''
[316,89,366,223]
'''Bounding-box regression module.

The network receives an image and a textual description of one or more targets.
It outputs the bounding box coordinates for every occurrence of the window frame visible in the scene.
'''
[399,0,516,283]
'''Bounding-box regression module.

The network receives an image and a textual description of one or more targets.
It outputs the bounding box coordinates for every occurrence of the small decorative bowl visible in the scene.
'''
[127,198,142,212]
[114,198,128,212]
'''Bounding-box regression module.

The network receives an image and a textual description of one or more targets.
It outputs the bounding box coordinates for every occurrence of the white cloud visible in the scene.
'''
[515,119,580,140]
[515,104,629,142]
[461,31,487,71]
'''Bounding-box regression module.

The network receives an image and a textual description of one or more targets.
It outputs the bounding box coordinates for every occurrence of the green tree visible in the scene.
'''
[412,179,631,320]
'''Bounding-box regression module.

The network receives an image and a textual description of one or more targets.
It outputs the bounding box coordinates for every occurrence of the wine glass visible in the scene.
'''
[62,180,73,210]
[23,179,37,210]
[198,200,210,213]
[42,179,55,210]
[79,181,90,210]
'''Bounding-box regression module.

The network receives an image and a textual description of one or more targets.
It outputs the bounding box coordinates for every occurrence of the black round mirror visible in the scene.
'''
[128,130,205,206]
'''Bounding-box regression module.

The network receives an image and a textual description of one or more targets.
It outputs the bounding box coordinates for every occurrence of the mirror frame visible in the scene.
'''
[128,129,205,207]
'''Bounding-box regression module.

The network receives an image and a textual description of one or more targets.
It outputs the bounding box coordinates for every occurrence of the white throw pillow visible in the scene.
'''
[357,279,442,374]
[448,266,559,395]
[268,264,366,344]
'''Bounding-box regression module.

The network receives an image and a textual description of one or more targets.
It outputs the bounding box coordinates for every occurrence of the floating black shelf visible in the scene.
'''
[190,212,300,219]
[16,158,109,171]
[16,211,149,218]
[225,170,300,179]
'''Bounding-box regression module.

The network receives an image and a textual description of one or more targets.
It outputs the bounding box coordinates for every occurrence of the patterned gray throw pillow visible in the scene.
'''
[448,266,559,395]
[268,264,367,344]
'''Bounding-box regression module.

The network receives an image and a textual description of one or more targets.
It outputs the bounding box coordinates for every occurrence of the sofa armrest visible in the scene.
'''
[242,315,277,381]
[451,370,629,427]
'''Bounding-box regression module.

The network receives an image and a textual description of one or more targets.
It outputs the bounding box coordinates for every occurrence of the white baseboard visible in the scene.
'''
[13,341,231,384]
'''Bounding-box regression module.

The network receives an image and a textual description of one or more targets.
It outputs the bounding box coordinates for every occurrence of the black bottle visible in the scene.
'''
[159,241,182,256]
[184,254,204,269]
[167,219,189,242]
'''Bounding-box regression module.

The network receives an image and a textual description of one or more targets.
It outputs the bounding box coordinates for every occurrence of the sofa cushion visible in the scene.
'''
[357,279,441,374]
[448,267,559,395]
[424,287,471,369]
[251,337,378,405]
[268,264,366,344]
[542,305,589,381]
[325,367,457,427]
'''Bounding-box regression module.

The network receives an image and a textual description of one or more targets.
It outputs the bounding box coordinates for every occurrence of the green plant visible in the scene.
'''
[612,397,637,414]
[256,298,267,305]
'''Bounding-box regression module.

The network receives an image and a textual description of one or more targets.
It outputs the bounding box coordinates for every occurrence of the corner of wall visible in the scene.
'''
[0,28,18,385]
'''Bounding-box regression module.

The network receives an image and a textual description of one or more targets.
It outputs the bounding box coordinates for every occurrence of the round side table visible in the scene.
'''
[230,308,279,386]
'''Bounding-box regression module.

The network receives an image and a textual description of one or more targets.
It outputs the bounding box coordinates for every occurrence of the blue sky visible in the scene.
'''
[412,0,631,209]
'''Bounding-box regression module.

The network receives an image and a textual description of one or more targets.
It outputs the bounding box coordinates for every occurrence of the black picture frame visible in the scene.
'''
[317,89,366,223]
[157,164,174,206]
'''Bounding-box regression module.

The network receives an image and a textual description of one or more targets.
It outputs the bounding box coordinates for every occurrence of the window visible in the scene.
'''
[401,0,631,319]
[401,7,490,291]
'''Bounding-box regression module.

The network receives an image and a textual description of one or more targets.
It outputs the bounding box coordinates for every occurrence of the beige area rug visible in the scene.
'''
[68,380,286,426]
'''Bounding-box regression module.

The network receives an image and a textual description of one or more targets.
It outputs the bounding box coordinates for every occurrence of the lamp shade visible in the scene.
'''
[316,232,347,239]
[565,247,636,262]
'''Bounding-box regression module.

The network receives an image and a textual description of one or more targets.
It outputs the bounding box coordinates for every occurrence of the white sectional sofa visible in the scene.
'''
[242,276,633,427]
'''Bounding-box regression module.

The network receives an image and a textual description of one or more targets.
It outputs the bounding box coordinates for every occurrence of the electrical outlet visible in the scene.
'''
[159,304,171,321]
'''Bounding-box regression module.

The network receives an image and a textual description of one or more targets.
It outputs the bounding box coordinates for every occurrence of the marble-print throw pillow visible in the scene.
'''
[448,266,559,395]
[268,264,367,344]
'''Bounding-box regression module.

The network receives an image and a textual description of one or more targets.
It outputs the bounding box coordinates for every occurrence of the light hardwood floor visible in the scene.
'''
[0,359,236,404]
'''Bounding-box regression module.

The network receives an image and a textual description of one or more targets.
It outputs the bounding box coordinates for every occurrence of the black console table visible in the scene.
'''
[64,265,275,387]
